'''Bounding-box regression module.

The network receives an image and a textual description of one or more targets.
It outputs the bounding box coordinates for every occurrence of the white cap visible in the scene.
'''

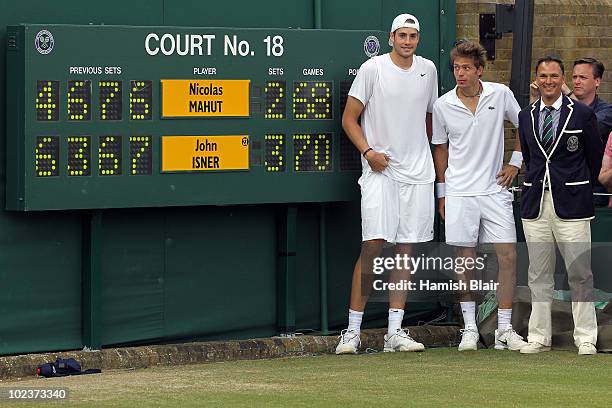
[388,13,420,46]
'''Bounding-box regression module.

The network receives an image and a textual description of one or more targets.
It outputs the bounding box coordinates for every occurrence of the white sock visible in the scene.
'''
[387,308,404,335]
[498,308,512,332]
[460,301,477,330]
[348,309,363,333]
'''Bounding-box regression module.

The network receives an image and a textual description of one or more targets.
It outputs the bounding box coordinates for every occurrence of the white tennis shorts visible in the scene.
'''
[359,171,434,244]
[445,189,517,247]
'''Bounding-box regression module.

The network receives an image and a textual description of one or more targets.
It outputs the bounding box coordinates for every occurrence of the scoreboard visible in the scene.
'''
[6,24,388,211]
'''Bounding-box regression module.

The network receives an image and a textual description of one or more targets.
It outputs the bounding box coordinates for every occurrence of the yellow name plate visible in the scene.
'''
[161,135,249,172]
[161,79,250,117]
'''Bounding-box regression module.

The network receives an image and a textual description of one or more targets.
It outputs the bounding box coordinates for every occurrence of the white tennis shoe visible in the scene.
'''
[494,325,528,350]
[458,328,479,351]
[335,329,360,355]
[383,328,425,352]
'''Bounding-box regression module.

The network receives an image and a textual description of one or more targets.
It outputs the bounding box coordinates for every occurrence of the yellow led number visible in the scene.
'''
[130,81,152,120]
[265,81,285,119]
[264,134,285,172]
[99,136,122,175]
[99,81,122,120]
[294,133,332,172]
[292,81,332,120]
[129,136,152,175]
[67,136,90,176]
[67,80,91,121]
[36,80,59,121]
[35,136,59,177]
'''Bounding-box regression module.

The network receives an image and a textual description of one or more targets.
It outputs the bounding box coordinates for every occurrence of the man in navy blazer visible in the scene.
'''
[518,56,602,355]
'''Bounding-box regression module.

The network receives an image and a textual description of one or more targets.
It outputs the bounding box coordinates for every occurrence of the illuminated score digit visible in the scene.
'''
[67,80,91,121]
[99,81,122,120]
[264,81,286,119]
[35,136,59,177]
[293,133,332,172]
[129,136,152,175]
[36,80,59,121]
[292,81,333,120]
[264,134,285,172]
[67,136,91,176]
[99,136,122,176]
[130,80,152,120]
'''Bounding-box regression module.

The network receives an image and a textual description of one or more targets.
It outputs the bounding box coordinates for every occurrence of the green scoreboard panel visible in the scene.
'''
[6,24,388,211]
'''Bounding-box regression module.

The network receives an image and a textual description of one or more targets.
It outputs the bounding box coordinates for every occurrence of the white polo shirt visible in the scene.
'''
[349,53,438,184]
[432,81,520,196]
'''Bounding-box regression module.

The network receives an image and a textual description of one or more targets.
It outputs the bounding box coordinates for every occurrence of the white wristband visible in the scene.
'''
[436,183,446,198]
[509,151,523,168]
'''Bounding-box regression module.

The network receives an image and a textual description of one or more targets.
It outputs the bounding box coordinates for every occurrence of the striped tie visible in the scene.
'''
[541,106,555,153]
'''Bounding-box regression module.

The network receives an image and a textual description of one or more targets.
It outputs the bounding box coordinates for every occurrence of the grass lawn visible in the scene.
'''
[0,348,610,407]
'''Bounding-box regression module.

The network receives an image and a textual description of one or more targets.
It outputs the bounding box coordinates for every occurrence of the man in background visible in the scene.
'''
[571,58,612,144]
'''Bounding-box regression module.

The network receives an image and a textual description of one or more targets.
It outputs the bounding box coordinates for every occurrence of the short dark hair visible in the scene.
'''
[573,57,605,79]
[450,40,487,69]
[535,55,564,75]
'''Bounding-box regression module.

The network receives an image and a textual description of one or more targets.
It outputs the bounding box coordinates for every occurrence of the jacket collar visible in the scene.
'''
[539,93,563,111]
[530,95,575,158]
[590,95,604,109]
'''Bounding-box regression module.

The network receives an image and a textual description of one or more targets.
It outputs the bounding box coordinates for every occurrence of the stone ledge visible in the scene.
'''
[0,325,460,380]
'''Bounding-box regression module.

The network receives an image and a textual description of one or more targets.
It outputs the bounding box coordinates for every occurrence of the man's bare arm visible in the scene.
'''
[599,155,612,188]
[426,113,433,143]
[497,130,522,187]
[513,130,521,153]
[342,96,389,172]
[599,168,612,188]
[433,143,449,220]
[342,96,368,153]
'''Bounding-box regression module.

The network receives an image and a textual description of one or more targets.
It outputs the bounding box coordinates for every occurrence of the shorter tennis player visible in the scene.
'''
[432,40,527,351]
